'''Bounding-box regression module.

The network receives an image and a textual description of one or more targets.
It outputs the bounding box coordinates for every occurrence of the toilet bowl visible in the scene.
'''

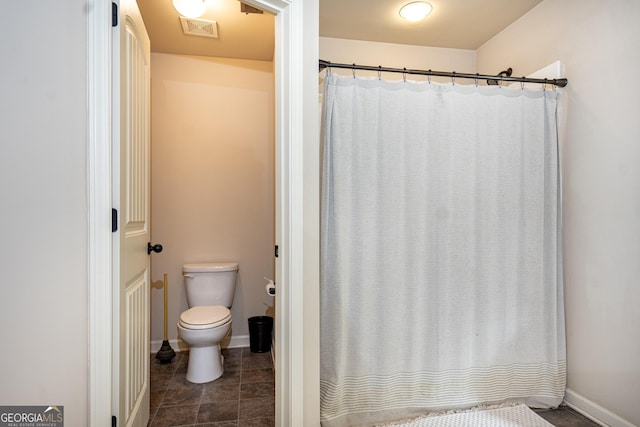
[178,305,232,383]
[177,262,238,384]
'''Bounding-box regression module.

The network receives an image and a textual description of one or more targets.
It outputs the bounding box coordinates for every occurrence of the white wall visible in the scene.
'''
[150,53,275,348]
[476,1,640,426]
[320,37,476,81]
[0,1,89,425]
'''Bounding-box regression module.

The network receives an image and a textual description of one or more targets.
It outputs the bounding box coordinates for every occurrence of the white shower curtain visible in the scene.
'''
[320,74,565,427]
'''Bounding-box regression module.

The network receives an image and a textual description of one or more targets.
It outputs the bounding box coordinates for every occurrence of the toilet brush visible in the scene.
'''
[155,273,176,364]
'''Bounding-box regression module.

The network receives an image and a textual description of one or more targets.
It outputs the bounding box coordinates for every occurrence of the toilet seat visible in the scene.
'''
[179,306,231,330]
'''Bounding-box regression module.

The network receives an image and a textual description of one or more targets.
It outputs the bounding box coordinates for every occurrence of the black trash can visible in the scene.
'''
[248,316,273,353]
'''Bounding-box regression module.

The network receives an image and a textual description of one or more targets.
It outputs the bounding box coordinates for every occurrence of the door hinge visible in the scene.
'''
[274,245,279,258]
[112,208,118,232]
[112,2,118,27]
[112,415,117,427]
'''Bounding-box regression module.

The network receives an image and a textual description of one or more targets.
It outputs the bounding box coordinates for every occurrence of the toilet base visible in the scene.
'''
[186,344,223,383]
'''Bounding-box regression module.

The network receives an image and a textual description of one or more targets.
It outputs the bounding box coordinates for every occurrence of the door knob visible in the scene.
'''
[147,242,163,255]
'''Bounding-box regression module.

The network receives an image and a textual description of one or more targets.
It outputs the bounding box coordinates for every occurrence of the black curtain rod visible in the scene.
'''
[319,59,568,88]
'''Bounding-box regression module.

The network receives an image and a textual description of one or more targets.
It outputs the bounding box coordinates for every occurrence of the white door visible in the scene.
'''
[113,0,152,426]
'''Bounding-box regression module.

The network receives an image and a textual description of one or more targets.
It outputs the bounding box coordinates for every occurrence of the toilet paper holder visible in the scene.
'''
[264,276,276,296]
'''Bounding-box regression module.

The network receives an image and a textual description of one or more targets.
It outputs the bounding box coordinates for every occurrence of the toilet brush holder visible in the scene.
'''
[156,273,176,364]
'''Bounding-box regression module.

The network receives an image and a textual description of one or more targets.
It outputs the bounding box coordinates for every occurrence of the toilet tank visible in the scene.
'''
[182,262,239,308]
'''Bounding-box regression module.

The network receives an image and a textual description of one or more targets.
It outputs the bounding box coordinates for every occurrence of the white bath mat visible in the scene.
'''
[381,404,554,427]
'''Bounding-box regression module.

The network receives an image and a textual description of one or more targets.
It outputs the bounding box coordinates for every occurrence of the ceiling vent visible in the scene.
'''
[240,2,264,14]
[179,16,218,38]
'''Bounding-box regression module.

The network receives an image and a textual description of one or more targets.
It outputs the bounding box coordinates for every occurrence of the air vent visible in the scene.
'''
[240,2,264,14]
[179,17,218,38]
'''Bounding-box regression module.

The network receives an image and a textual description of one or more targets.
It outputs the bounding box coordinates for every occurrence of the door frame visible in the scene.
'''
[87,0,319,425]
[87,0,114,425]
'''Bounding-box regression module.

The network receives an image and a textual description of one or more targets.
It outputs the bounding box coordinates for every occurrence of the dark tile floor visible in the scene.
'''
[149,350,598,427]
[149,348,274,426]
[536,406,602,427]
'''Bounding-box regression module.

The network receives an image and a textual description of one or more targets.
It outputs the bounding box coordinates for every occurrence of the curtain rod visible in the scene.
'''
[319,59,568,88]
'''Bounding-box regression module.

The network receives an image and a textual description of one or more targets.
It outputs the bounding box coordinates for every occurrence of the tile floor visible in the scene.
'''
[536,407,602,427]
[149,348,274,426]
[149,349,598,427]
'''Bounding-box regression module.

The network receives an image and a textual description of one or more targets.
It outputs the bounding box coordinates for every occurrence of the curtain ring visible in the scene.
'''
[452,71,456,86]
[403,67,407,83]
[428,70,432,84]
[377,65,382,80]
[352,63,356,79]
[543,78,548,91]
[474,73,479,87]
[521,79,525,90]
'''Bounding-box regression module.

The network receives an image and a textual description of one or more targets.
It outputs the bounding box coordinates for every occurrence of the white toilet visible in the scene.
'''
[177,262,238,383]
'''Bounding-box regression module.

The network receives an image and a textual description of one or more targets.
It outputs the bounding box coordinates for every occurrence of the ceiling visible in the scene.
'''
[137,0,543,61]
[136,0,275,61]
[320,0,543,50]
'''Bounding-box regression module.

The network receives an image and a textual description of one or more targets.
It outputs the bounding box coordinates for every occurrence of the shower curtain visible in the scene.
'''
[320,74,565,427]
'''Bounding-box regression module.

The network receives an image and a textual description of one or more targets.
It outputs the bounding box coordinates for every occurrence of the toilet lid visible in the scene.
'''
[179,306,231,330]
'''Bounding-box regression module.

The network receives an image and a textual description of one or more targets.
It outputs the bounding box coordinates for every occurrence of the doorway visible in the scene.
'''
[87,0,320,425]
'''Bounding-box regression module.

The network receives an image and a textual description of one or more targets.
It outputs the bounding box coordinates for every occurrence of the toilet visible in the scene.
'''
[177,262,238,383]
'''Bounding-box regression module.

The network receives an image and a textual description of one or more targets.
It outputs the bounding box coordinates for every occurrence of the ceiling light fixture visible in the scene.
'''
[399,1,433,22]
[173,0,206,19]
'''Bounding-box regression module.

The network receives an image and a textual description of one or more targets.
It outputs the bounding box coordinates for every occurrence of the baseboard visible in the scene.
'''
[564,388,637,427]
[224,334,251,349]
[150,334,250,354]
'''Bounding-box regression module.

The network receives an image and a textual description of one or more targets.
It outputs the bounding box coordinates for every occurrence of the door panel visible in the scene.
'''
[115,1,151,426]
